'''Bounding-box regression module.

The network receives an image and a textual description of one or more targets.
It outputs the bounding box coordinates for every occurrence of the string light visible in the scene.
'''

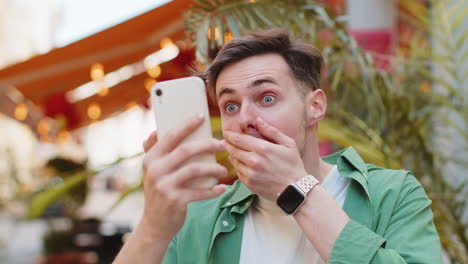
[160,37,174,49]
[37,119,51,136]
[56,130,71,144]
[90,63,105,81]
[224,32,234,43]
[144,78,157,92]
[97,87,109,96]
[14,103,28,121]
[214,27,219,41]
[207,27,212,41]
[68,37,179,103]
[206,27,220,41]
[126,101,138,110]
[143,43,179,72]
[88,103,101,120]
[146,65,161,78]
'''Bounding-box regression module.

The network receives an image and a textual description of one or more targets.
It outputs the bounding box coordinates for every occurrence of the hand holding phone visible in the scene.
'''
[150,76,219,188]
[136,112,227,255]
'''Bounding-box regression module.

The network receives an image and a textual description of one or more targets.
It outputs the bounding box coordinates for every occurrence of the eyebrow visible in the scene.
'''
[217,77,278,100]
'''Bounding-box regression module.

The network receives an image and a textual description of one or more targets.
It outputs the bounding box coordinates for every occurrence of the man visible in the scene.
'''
[115,29,443,263]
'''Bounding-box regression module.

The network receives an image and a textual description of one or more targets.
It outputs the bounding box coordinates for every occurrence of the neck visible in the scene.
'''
[301,128,334,182]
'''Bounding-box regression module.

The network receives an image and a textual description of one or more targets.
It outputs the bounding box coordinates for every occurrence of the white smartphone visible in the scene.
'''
[150,76,217,189]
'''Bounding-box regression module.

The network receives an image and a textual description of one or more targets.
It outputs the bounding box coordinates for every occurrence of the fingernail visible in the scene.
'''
[197,113,204,121]
[216,184,227,189]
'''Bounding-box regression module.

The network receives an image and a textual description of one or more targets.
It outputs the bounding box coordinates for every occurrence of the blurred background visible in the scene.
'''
[0,0,467,263]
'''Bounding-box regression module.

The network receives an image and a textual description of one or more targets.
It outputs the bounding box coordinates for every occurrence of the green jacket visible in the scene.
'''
[163,147,443,263]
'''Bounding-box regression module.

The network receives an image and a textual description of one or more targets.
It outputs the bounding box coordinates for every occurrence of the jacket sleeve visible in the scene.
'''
[328,172,443,264]
[162,235,177,264]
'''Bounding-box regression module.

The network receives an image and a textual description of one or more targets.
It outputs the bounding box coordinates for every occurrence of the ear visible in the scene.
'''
[305,89,327,128]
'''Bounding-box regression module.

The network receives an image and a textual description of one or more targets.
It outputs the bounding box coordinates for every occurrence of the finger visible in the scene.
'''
[181,184,227,204]
[230,157,250,178]
[256,117,293,146]
[143,131,158,152]
[230,157,250,183]
[228,154,248,173]
[225,142,257,168]
[166,139,225,171]
[170,162,228,187]
[224,131,267,152]
[157,113,205,154]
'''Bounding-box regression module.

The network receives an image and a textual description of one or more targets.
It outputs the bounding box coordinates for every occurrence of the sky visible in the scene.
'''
[54,0,170,47]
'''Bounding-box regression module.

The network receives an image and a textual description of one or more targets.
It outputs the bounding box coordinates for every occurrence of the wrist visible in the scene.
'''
[136,217,174,243]
[276,174,320,215]
[293,183,323,218]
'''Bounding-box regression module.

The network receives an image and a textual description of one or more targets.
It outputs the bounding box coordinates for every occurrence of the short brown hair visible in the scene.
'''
[201,28,324,102]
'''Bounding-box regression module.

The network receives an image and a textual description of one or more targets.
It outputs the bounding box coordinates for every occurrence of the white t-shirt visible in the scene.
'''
[239,165,350,264]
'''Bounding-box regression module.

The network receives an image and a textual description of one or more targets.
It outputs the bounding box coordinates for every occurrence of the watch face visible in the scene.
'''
[276,185,305,215]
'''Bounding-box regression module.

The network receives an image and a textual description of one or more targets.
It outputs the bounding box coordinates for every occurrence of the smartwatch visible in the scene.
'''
[276,175,319,215]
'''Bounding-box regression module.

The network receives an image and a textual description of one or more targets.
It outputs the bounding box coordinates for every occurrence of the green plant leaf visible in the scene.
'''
[196,19,210,63]
[449,2,468,31]
[455,31,468,52]
[193,0,215,10]
[104,181,143,217]
[226,14,241,37]
[27,170,96,219]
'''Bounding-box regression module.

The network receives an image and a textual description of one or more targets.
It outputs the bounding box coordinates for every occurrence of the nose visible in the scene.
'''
[239,101,258,135]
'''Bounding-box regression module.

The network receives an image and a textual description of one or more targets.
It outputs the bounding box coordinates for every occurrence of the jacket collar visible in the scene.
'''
[322,146,370,197]
[322,146,372,228]
[221,180,254,213]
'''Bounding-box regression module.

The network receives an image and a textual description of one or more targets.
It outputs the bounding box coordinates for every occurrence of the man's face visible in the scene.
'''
[216,53,308,151]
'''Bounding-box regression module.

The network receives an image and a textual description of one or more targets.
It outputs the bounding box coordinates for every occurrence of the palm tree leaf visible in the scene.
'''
[104,181,143,217]
[193,0,216,10]
[226,14,241,37]
[449,2,468,31]
[27,170,96,219]
[195,19,210,64]
[455,31,468,52]
[399,0,431,25]
[318,120,400,168]
[330,62,343,91]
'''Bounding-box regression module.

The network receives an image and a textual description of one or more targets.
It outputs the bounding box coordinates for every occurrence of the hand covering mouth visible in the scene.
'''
[245,129,273,143]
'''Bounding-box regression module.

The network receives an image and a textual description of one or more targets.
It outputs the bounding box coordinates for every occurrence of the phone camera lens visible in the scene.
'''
[155,89,162,96]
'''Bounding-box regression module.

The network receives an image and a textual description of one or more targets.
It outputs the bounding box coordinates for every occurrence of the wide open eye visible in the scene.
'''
[262,95,276,104]
[225,103,239,113]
